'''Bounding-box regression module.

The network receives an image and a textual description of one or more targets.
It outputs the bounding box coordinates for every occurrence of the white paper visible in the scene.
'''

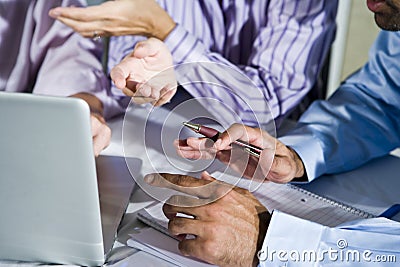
[128,228,215,267]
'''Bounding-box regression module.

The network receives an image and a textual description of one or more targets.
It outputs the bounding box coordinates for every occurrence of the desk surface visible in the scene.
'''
[2,98,400,267]
[104,98,400,266]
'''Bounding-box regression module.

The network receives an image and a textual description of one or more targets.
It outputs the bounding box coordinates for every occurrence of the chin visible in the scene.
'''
[375,14,400,31]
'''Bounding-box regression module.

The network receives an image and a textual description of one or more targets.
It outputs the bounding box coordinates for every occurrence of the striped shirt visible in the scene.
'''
[109,0,338,128]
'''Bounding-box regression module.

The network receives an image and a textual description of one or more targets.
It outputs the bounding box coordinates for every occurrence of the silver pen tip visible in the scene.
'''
[182,121,200,131]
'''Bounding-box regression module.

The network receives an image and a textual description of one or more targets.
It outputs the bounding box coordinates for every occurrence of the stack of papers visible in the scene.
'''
[128,227,215,267]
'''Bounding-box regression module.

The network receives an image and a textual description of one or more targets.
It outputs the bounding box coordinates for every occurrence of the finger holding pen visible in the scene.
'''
[177,122,265,160]
[179,122,306,183]
[174,138,217,160]
[216,123,306,183]
[214,123,267,151]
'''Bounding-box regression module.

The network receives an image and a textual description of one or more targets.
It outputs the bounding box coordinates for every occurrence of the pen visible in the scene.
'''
[182,122,262,158]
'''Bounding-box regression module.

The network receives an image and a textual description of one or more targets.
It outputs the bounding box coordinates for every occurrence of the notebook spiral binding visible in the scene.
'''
[287,184,376,219]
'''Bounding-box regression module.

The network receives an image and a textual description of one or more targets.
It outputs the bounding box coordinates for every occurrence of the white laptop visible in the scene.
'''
[0,92,135,266]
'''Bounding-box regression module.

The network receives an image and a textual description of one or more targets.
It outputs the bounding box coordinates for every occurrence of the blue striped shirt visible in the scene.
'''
[109,0,338,128]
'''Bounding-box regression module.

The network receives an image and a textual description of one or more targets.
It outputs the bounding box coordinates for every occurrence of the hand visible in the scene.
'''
[175,136,266,184]
[144,172,270,267]
[110,37,177,106]
[48,0,176,40]
[90,112,111,157]
[70,93,111,156]
[176,123,305,183]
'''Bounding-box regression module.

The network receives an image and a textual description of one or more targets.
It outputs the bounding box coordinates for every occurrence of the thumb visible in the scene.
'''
[110,66,128,89]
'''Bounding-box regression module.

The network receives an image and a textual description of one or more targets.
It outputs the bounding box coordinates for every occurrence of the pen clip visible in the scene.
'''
[243,147,261,158]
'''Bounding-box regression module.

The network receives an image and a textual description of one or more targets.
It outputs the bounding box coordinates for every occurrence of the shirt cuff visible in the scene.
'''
[258,211,325,267]
[279,134,326,181]
[164,24,207,64]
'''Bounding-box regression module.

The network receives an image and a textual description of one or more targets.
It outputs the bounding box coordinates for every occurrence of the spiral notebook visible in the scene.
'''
[137,171,376,238]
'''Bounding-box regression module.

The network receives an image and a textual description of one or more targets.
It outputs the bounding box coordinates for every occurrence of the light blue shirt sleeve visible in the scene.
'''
[258,211,400,266]
[280,31,400,180]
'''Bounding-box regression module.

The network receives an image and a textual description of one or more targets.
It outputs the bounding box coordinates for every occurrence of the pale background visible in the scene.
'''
[341,0,380,81]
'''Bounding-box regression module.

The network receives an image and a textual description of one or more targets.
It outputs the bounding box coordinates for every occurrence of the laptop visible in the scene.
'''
[0,92,135,266]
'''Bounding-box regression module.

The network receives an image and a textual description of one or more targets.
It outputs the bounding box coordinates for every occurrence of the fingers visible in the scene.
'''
[263,141,305,183]
[167,217,219,262]
[110,47,163,98]
[144,173,210,188]
[131,96,155,105]
[266,157,292,183]
[49,6,105,37]
[174,137,217,159]
[177,236,224,264]
[110,64,132,90]
[49,6,100,22]
[153,86,176,106]
[165,194,209,209]
[131,83,175,106]
[110,50,147,91]
[174,140,213,159]
[176,149,212,160]
[167,217,204,236]
[136,83,152,98]
[258,148,274,178]
[174,137,215,151]
[187,137,215,150]
[215,124,276,158]
[178,238,203,258]
[52,16,100,37]
[111,37,176,106]
[90,113,111,156]
[215,123,257,150]
[144,173,230,199]
[177,137,215,150]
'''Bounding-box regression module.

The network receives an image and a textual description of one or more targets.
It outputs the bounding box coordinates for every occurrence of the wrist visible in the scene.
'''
[70,93,104,116]
[153,17,176,40]
[288,147,307,181]
[151,7,176,40]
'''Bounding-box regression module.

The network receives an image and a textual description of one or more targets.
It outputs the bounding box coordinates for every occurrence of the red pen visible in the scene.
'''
[182,122,262,158]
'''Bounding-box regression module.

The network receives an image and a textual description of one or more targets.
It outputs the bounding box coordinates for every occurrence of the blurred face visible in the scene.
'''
[367,0,400,31]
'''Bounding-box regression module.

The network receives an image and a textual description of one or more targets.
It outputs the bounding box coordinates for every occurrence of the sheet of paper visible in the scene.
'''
[212,171,375,227]
[128,227,215,267]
